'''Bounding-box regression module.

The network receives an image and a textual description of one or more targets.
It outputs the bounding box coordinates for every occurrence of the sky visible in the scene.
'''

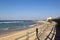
[0,0,60,20]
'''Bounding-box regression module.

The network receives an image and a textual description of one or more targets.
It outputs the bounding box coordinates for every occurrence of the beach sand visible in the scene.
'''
[0,21,53,40]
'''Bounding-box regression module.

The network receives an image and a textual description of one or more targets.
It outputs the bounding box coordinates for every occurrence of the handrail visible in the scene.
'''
[15,30,36,40]
[15,24,52,40]
[45,27,56,40]
[35,24,49,40]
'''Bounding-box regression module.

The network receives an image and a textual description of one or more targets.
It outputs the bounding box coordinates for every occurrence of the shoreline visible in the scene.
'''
[0,21,52,40]
[0,21,43,38]
[0,25,36,38]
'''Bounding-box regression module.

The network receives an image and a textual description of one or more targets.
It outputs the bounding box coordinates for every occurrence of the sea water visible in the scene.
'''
[0,20,36,30]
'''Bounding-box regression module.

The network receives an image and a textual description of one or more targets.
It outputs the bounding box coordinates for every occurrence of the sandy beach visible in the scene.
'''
[0,21,54,40]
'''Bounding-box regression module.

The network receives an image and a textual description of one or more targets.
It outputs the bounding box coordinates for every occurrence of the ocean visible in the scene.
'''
[0,20,36,30]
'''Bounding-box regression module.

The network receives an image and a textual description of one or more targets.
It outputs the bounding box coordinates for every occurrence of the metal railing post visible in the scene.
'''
[36,28,40,40]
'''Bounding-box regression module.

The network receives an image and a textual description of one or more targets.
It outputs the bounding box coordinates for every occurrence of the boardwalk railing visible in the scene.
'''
[45,27,56,40]
[15,24,55,40]
[15,25,48,40]
[15,30,36,40]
